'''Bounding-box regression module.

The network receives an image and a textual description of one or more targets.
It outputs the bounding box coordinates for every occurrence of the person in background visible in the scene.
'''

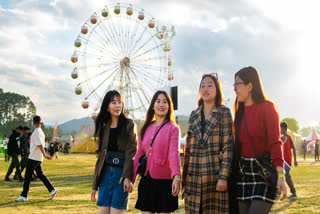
[49,142,55,157]
[3,136,9,162]
[13,126,24,180]
[15,116,57,202]
[15,126,31,177]
[280,122,298,200]
[302,140,307,160]
[314,140,319,161]
[5,128,23,182]
[54,142,60,159]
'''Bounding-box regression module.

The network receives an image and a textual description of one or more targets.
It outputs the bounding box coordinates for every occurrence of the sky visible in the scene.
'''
[0,0,319,128]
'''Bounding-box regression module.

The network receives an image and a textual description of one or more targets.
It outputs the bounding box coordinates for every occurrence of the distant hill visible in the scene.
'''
[58,117,92,133]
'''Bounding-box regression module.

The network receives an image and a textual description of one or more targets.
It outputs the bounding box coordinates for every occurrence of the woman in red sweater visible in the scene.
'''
[233,66,287,214]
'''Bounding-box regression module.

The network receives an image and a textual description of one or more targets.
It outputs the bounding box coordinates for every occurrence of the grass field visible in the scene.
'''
[0,154,319,214]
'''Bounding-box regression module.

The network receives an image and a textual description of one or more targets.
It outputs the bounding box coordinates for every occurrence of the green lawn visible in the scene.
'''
[0,154,319,213]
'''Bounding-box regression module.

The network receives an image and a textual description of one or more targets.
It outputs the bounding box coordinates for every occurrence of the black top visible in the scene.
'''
[7,132,20,155]
[107,127,120,152]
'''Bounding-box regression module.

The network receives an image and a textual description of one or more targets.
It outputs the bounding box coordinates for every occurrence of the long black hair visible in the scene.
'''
[233,66,267,154]
[139,90,176,140]
[94,90,129,150]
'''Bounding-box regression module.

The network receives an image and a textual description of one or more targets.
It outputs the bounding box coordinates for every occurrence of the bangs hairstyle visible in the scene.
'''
[94,90,129,150]
[197,74,223,106]
[139,90,176,140]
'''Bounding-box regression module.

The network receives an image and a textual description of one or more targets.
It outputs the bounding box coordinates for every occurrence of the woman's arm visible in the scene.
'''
[168,125,181,178]
[218,107,233,181]
[265,102,286,200]
[132,135,144,184]
[122,121,138,181]
[265,102,284,168]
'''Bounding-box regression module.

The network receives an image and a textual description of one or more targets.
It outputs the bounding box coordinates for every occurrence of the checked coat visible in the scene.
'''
[182,105,233,214]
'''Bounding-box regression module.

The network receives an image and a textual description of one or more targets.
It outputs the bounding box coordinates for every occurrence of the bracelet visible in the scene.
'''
[174,175,181,181]
[278,173,284,178]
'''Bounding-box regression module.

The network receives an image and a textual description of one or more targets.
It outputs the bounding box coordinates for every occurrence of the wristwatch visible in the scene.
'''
[174,175,181,181]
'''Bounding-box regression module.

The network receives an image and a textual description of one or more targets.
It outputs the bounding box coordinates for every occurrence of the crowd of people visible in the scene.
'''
[2,66,316,213]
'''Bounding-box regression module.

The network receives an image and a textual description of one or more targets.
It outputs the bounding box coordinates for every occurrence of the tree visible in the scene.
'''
[0,88,36,136]
[41,124,54,141]
[299,127,311,137]
[281,118,299,133]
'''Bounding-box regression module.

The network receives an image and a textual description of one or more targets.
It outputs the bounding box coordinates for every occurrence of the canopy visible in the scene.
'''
[305,127,320,142]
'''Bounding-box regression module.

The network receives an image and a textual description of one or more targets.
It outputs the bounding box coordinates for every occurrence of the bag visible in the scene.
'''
[243,116,278,187]
[256,153,278,187]
[136,154,147,176]
[136,120,168,176]
[105,151,125,168]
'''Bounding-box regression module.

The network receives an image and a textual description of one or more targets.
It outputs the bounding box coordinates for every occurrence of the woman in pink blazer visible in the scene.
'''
[133,90,181,213]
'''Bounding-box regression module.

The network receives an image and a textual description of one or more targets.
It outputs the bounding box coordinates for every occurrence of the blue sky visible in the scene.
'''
[0,0,319,128]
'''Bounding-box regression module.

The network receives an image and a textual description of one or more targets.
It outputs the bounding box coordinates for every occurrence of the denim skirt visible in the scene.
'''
[97,166,129,210]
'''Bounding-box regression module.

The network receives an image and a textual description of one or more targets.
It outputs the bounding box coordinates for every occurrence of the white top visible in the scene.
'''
[29,128,45,162]
[3,139,8,149]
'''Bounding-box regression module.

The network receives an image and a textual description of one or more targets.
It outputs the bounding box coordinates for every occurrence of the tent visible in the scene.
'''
[304,128,320,142]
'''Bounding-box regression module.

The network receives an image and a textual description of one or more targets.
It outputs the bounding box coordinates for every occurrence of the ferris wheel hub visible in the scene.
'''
[120,57,130,69]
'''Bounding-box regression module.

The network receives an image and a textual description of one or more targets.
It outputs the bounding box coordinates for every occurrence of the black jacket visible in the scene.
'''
[7,131,20,156]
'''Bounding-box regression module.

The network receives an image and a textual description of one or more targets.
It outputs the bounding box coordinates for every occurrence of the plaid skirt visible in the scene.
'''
[236,156,277,203]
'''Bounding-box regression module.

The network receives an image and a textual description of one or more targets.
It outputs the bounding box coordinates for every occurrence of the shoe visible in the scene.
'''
[288,193,297,200]
[15,196,28,202]
[48,189,57,200]
[5,177,12,181]
[13,176,17,180]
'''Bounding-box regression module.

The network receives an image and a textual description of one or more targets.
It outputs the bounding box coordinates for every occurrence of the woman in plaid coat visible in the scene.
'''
[182,74,233,214]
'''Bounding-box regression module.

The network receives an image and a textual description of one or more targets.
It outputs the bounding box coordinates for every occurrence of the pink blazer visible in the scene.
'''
[133,122,181,183]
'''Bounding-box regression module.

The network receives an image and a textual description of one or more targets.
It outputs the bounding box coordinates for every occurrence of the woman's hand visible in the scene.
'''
[216,179,227,192]
[172,178,180,197]
[91,190,97,202]
[277,177,287,201]
[123,178,133,193]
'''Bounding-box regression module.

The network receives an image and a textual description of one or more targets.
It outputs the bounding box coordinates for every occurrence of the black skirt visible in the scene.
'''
[135,173,178,212]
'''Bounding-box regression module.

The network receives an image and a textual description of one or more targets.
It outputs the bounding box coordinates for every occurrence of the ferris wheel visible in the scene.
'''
[71,2,176,120]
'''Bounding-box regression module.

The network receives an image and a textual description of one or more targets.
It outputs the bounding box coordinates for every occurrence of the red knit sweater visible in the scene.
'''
[238,101,284,168]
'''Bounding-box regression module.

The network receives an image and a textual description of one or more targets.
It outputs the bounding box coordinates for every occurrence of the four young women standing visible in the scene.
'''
[92,66,287,214]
